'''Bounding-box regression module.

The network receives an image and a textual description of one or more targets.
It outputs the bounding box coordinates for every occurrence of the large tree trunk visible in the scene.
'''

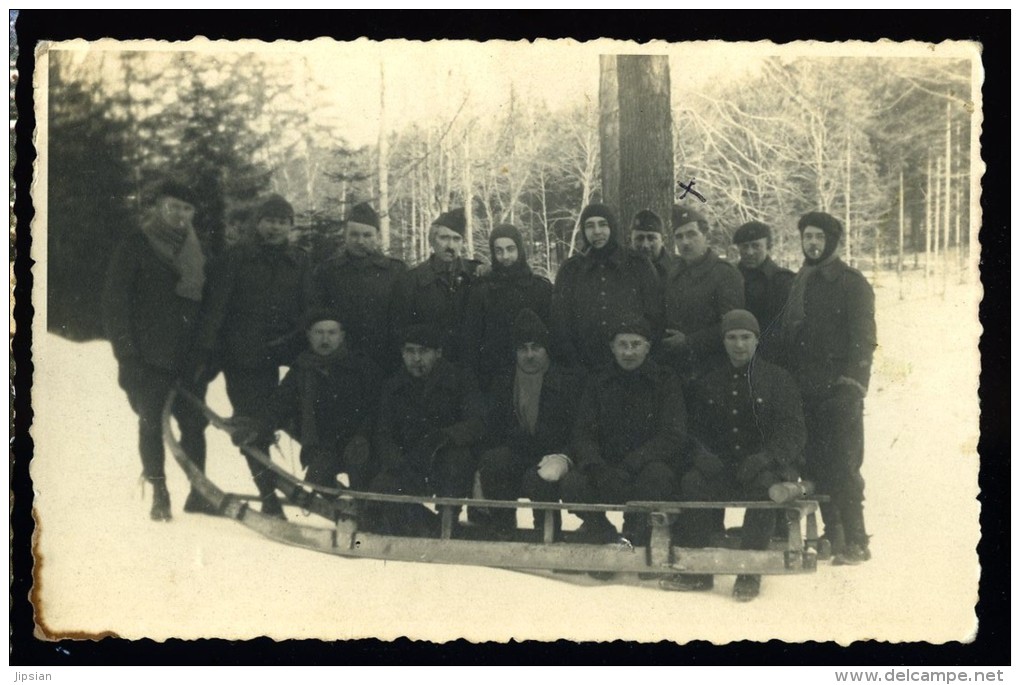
[598,55,674,244]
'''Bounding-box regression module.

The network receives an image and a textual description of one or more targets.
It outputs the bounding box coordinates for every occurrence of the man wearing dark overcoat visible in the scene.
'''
[660,206,745,384]
[778,211,877,565]
[659,309,806,600]
[314,202,407,374]
[367,325,486,536]
[193,193,316,517]
[551,203,662,372]
[388,208,482,364]
[559,317,686,547]
[474,309,583,537]
[732,220,794,361]
[102,179,211,521]
[464,223,553,391]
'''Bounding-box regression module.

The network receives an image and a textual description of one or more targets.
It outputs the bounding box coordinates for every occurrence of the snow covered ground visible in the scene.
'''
[28,268,981,644]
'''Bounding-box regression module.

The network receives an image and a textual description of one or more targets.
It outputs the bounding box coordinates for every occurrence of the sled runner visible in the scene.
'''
[164,387,822,578]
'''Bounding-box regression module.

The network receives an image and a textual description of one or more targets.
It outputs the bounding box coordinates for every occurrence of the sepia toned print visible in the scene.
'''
[30,37,982,644]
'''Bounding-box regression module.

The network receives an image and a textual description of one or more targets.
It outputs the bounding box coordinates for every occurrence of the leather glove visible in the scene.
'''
[736,451,771,486]
[537,453,572,483]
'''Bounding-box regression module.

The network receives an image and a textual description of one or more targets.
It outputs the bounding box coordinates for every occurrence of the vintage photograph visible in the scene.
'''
[28,35,982,645]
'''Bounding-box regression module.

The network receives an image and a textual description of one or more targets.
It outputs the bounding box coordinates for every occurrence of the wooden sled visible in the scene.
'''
[164,386,822,579]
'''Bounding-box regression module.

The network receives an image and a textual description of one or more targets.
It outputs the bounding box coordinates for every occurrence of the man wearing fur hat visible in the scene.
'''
[732,221,794,359]
[367,324,487,536]
[389,208,482,364]
[314,202,407,374]
[630,208,677,281]
[193,193,316,518]
[551,203,662,372]
[661,205,745,383]
[473,309,583,538]
[778,211,876,565]
[560,317,686,547]
[233,309,383,489]
[660,309,805,600]
[464,223,553,390]
[103,179,212,521]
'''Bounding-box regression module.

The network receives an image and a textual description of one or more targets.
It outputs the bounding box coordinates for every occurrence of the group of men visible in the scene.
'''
[103,177,876,602]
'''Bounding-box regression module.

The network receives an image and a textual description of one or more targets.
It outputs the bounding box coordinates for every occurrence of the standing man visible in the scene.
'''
[389,207,481,364]
[368,324,486,536]
[315,202,407,374]
[660,206,744,383]
[660,310,805,601]
[732,221,794,359]
[551,203,662,372]
[630,209,677,280]
[779,211,877,565]
[464,223,553,391]
[194,193,316,518]
[103,179,210,521]
[559,317,686,546]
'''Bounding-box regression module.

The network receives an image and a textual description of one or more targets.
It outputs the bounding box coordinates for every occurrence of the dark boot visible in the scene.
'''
[260,493,286,520]
[570,515,619,545]
[150,478,172,522]
[732,574,762,602]
[183,488,220,516]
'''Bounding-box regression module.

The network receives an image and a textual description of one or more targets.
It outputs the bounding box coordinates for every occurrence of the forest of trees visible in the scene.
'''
[46,47,974,340]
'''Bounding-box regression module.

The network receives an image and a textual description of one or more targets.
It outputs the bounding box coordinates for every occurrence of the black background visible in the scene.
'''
[11,9,1009,666]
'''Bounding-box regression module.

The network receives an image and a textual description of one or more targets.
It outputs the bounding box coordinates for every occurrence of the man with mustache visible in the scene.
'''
[103,179,210,521]
[778,211,876,565]
[314,202,407,374]
[630,209,678,281]
[389,208,481,364]
[660,205,745,384]
[551,203,662,372]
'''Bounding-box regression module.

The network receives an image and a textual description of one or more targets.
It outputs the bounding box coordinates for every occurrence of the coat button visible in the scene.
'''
[732,427,739,433]
[732,409,738,415]
[732,390,738,396]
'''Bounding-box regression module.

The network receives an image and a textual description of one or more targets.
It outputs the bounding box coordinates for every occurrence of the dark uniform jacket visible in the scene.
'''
[551,245,662,370]
[389,255,482,363]
[485,363,584,462]
[314,251,407,372]
[196,241,316,369]
[688,358,805,480]
[651,248,679,282]
[662,249,744,378]
[464,270,553,388]
[783,258,876,398]
[572,358,687,476]
[258,349,382,462]
[102,231,203,373]
[739,256,794,357]
[374,359,486,472]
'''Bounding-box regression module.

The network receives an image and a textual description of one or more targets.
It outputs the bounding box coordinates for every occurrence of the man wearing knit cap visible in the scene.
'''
[660,309,805,600]
[366,323,486,536]
[560,316,686,548]
[660,205,745,383]
[314,201,407,373]
[389,207,482,364]
[231,308,383,489]
[464,223,553,390]
[192,192,316,518]
[630,208,677,280]
[732,220,794,359]
[551,203,662,371]
[473,309,583,538]
[778,211,876,565]
[103,178,211,521]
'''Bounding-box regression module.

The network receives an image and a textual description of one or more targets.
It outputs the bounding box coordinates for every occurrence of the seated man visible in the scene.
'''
[660,310,806,601]
[560,318,687,546]
[475,309,583,538]
[368,325,486,536]
[236,310,382,490]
